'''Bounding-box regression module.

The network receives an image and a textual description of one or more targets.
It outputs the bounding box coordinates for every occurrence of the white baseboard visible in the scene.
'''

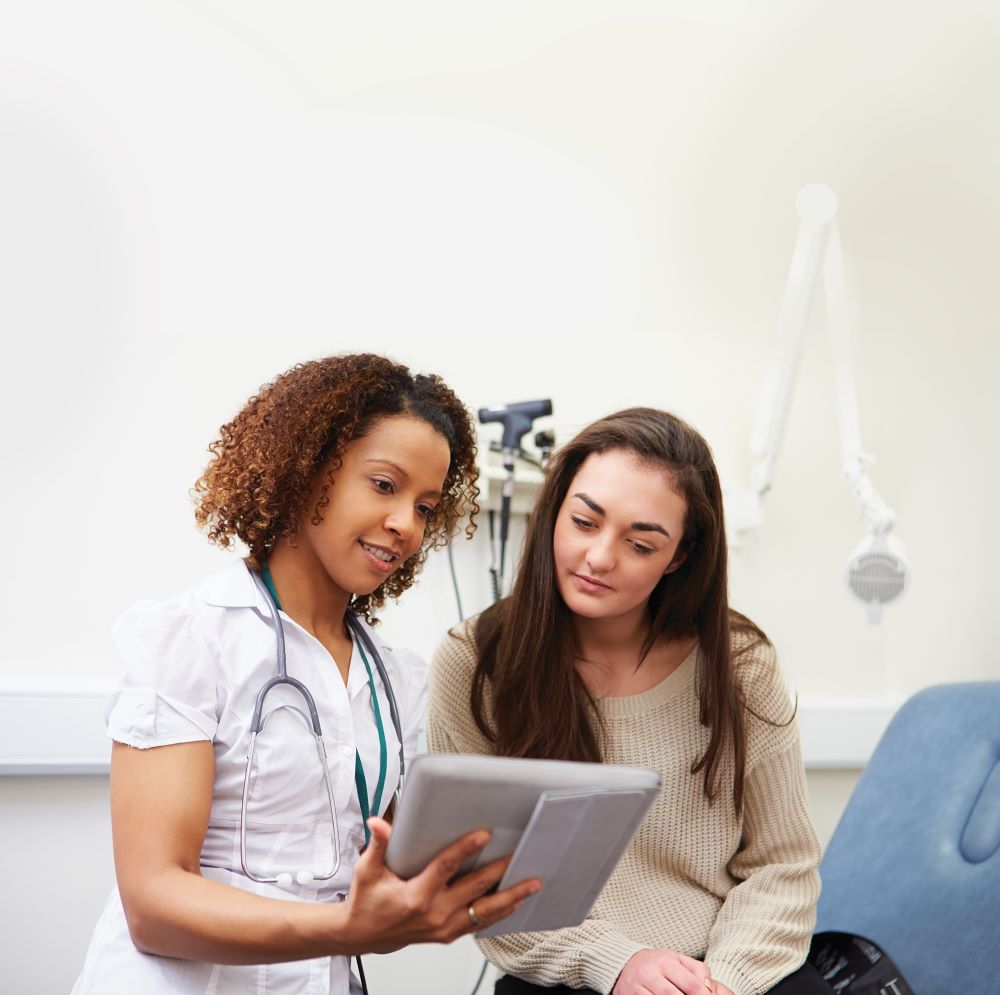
[0,690,898,775]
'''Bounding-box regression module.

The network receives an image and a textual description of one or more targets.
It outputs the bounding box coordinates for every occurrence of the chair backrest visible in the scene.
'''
[816,682,1000,992]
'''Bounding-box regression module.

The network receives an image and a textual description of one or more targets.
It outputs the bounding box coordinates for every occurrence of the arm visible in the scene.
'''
[703,651,822,995]
[703,740,820,994]
[111,740,539,963]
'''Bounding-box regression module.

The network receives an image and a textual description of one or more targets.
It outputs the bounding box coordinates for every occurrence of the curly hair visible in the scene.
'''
[192,353,479,621]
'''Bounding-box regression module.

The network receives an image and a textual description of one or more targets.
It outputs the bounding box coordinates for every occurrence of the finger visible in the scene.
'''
[677,956,713,984]
[439,887,520,942]
[677,954,711,977]
[658,968,708,995]
[634,979,680,995]
[352,817,391,881]
[366,816,391,852]
[412,828,491,895]
[461,876,541,925]
[444,854,513,905]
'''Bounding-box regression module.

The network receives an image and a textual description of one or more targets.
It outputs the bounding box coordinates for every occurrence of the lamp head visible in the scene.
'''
[846,532,908,623]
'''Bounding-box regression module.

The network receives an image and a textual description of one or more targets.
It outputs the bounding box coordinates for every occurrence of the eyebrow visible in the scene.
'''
[365,458,442,499]
[572,492,671,539]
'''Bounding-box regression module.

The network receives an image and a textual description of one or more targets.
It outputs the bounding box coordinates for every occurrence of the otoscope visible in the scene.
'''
[478,399,553,601]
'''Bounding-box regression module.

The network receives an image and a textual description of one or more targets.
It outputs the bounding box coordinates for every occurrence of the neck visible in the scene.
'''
[265,538,351,638]
[571,606,650,673]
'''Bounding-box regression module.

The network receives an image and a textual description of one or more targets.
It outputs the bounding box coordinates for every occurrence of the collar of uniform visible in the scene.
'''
[198,558,267,609]
[198,559,395,656]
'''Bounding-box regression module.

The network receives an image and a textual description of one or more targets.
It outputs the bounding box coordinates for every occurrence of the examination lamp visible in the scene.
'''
[478,399,553,601]
[731,183,908,623]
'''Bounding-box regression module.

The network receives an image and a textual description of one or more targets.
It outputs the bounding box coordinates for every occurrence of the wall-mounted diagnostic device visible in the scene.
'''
[478,399,553,601]
[727,184,908,623]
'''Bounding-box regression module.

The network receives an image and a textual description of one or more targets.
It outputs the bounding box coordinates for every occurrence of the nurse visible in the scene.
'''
[73,353,539,994]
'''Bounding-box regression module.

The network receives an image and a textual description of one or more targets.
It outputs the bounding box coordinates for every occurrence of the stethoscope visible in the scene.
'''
[240,569,406,889]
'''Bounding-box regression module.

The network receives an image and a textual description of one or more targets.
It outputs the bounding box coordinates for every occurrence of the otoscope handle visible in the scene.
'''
[478,399,553,451]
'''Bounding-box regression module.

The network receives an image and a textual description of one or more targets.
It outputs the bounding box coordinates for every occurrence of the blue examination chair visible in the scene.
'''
[815,682,1000,992]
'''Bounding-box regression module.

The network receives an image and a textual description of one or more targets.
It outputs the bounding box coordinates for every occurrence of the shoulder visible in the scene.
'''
[729,620,799,757]
[112,580,220,664]
[427,613,495,752]
[432,616,479,671]
[111,559,257,678]
[730,620,781,699]
[429,615,482,709]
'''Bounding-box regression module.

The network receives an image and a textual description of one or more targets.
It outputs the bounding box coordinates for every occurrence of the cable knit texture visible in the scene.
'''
[427,618,821,995]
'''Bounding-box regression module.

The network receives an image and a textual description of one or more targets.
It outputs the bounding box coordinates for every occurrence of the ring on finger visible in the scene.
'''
[468,904,484,929]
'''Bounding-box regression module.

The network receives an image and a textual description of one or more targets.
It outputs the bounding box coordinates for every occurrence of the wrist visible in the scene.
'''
[290,897,358,958]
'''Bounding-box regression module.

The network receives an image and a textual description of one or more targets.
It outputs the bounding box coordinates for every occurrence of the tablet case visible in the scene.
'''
[384,754,661,936]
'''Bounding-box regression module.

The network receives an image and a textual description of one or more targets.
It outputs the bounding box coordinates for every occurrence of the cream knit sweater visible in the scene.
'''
[427,618,821,995]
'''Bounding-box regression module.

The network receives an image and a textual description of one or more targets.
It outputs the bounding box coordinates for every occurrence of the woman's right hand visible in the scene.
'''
[338,816,542,954]
[613,948,715,995]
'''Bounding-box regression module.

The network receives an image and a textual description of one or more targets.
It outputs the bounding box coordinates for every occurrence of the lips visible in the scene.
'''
[572,573,612,592]
[359,540,401,573]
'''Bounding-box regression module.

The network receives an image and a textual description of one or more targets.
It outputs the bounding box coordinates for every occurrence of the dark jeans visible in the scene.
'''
[495,961,830,995]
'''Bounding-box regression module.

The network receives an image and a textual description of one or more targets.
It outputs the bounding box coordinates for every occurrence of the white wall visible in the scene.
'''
[2,1,998,992]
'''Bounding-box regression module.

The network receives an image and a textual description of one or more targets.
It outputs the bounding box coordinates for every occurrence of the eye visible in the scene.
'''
[417,504,437,520]
[570,515,596,530]
[372,477,395,494]
[630,541,655,556]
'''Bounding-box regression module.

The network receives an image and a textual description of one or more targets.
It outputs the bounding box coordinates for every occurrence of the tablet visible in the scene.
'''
[384,753,661,881]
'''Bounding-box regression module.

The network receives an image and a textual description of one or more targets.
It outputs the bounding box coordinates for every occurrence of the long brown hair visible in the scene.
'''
[192,353,479,621]
[471,407,766,814]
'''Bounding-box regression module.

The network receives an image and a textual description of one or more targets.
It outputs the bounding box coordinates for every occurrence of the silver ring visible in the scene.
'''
[468,904,483,929]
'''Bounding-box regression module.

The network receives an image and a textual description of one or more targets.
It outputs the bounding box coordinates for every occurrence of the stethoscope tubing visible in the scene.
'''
[239,571,405,886]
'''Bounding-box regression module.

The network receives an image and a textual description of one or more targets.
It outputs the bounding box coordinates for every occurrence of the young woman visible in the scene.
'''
[73,354,539,995]
[428,407,824,995]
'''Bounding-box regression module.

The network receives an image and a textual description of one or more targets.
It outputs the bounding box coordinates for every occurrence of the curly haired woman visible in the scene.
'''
[72,354,539,995]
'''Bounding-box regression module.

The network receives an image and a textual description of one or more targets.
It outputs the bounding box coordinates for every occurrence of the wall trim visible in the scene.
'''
[795,696,898,769]
[0,690,899,775]
[0,690,112,775]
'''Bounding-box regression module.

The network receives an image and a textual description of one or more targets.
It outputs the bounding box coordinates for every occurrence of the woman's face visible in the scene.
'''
[552,449,688,624]
[301,414,451,598]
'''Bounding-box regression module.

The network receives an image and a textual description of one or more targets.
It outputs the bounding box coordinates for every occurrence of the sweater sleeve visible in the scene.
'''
[478,922,644,994]
[427,621,643,993]
[704,643,822,995]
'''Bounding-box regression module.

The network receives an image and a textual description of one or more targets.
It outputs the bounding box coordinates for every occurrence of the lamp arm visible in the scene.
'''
[749,192,836,498]
[823,224,896,536]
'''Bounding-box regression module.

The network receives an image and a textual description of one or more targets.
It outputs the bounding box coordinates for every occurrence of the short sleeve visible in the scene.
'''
[105,598,220,748]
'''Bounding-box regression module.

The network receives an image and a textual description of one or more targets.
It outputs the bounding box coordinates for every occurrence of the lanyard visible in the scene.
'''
[262,568,388,847]
[353,641,388,845]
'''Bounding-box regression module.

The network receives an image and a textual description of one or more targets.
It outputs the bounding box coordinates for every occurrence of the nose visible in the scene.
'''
[585,534,616,574]
[384,502,419,546]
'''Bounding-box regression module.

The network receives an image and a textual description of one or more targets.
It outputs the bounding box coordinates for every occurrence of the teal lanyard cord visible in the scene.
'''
[354,641,389,846]
[260,567,388,847]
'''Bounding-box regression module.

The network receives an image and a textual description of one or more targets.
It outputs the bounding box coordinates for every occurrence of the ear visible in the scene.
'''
[663,546,688,576]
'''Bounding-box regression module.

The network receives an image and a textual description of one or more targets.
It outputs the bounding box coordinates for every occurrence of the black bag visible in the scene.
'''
[808,931,916,995]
